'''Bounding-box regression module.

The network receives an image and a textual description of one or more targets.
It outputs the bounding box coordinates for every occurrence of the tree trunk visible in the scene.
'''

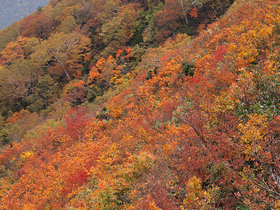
[184,10,189,25]
[178,0,189,25]
[57,59,71,80]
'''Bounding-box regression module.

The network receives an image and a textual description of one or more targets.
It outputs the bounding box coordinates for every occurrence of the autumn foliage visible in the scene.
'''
[0,0,280,209]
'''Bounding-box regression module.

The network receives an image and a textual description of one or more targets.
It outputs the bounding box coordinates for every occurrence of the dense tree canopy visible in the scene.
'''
[1,0,280,209]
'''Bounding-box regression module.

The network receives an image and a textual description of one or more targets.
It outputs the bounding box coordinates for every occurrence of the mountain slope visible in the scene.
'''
[0,0,280,209]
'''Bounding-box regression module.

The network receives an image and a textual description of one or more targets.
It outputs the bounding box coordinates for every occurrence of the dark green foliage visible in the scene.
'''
[145,67,158,80]
[37,6,43,12]
[146,70,153,80]
[96,107,110,121]
[128,6,160,46]
[128,20,145,46]
[26,75,59,113]
[178,0,234,36]
[181,60,195,76]
[87,85,104,103]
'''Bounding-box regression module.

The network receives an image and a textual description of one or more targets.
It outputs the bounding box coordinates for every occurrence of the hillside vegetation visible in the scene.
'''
[0,0,280,209]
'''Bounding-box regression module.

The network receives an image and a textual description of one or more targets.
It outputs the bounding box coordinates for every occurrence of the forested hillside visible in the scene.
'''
[0,0,280,209]
[0,0,49,29]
